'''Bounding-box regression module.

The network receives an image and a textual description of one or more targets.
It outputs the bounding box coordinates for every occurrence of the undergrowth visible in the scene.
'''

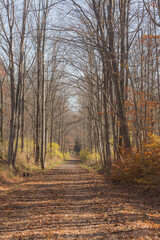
[79,148,101,169]
[79,135,160,194]
[0,158,21,185]
[111,134,160,193]
[0,141,70,185]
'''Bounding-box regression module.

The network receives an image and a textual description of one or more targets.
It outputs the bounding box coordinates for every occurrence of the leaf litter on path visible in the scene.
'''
[0,159,160,239]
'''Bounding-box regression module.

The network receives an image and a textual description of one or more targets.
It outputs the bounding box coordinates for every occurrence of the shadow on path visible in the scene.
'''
[0,159,159,239]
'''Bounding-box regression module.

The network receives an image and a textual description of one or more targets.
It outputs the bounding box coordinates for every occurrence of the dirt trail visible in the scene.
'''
[0,159,160,239]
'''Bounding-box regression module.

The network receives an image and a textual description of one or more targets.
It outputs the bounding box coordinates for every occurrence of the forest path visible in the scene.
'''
[0,159,160,239]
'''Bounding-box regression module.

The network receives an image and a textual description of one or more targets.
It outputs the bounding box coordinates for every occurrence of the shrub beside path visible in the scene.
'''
[0,159,160,239]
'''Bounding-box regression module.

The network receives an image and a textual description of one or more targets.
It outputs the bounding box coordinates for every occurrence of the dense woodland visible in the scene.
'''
[0,0,160,189]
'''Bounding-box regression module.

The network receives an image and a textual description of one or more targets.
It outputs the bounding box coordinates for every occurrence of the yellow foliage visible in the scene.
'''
[17,138,34,153]
[16,152,39,171]
[79,148,90,161]
[79,148,100,168]
[48,142,64,160]
[63,151,71,160]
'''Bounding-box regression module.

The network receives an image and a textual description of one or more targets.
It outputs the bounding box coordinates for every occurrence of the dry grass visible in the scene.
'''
[0,151,65,193]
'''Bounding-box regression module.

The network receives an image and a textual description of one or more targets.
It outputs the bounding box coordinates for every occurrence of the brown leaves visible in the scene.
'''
[0,162,159,239]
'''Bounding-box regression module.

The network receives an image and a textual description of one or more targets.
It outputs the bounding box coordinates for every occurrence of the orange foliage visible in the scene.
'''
[98,112,104,115]
[143,34,160,39]
[147,1,158,8]
[137,34,160,48]
[125,89,158,134]
[111,135,160,192]
[108,111,114,115]
[0,65,5,76]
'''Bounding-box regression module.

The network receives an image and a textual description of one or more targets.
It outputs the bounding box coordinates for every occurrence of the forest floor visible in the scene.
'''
[0,159,160,240]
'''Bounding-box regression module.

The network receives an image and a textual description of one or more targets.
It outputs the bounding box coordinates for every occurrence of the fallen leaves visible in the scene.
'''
[0,161,159,239]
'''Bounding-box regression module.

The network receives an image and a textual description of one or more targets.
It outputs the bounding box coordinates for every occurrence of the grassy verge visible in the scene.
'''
[0,159,19,184]
[0,153,66,193]
[79,148,102,171]
[80,161,102,172]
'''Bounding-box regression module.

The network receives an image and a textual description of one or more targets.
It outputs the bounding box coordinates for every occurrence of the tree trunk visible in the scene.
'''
[108,0,131,149]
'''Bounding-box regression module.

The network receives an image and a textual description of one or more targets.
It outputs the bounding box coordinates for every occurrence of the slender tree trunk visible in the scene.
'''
[35,3,41,165]
[108,0,131,149]
[103,60,111,169]
[21,55,25,152]
[0,79,3,158]
[8,23,16,166]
